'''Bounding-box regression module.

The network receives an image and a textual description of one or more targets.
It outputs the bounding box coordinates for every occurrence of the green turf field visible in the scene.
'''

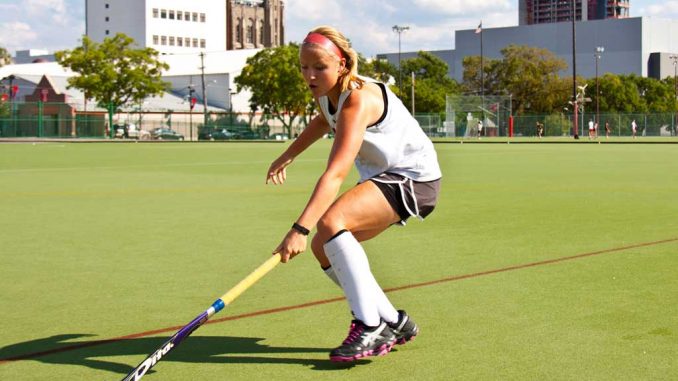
[1,141,676,380]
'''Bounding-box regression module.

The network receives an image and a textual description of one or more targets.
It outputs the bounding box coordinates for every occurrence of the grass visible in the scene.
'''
[0,141,676,380]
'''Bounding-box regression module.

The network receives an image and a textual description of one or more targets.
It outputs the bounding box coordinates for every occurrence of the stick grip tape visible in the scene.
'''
[219,253,281,306]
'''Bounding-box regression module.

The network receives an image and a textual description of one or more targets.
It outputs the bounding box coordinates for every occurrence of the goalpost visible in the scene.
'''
[445,95,512,138]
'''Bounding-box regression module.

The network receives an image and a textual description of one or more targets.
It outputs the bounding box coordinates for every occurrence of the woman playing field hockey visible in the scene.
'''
[266,26,442,362]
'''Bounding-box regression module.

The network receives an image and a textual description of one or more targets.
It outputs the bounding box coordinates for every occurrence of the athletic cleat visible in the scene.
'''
[329,319,396,362]
[388,310,419,345]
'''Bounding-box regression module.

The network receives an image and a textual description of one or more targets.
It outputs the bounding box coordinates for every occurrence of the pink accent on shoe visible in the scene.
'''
[342,322,363,345]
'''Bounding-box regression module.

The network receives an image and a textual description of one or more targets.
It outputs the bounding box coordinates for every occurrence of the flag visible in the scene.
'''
[475,21,482,34]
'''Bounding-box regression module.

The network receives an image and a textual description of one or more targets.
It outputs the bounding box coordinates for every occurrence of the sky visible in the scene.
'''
[0,0,677,58]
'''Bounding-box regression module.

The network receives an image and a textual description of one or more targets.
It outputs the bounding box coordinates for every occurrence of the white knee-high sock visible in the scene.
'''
[324,230,398,326]
[322,265,342,287]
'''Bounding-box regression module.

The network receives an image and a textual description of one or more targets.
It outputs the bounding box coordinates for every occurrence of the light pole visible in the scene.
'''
[188,85,196,140]
[392,25,409,96]
[670,54,678,135]
[199,52,208,126]
[411,72,415,114]
[571,0,578,139]
[595,46,604,130]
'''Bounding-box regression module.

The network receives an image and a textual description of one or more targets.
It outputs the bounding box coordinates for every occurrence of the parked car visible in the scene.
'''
[209,128,238,140]
[197,127,215,141]
[114,123,150,140]
[151,128,184,140]
[198,127,238,140]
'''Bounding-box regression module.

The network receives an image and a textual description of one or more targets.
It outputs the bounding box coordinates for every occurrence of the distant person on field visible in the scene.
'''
[631,119,637,139]
[266,26,441,362]
[477,119,483,139]
[588,119,595,139]
[605,121,611,139]
[537,121,544,139]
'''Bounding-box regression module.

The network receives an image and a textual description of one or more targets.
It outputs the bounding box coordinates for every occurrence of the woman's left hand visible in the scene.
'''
[273,229,307,263]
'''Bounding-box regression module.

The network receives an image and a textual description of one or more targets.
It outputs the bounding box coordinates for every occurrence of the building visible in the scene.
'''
[378,17,678,83]
[227,0,285,50]
[85,0,284,54]
[519,0,630,26]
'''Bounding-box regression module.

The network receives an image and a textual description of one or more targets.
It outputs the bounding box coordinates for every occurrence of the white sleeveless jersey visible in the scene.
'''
[318,78,442,182]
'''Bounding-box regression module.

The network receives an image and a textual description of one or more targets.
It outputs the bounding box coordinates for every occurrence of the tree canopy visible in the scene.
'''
[0,46,11,67]
[55,34,169,111]
[235,43,312,138]
[463,45,569,115]
[399,51,460,113]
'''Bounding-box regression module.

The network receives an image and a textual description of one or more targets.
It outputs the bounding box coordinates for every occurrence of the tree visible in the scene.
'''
[55,34,169,137]
[462,55,501,96]
[235,44,313,138]
[0,46,11,67]
[359,54,397,84]
[463,45,569,115]
[495,45,569,114]
[399,51,461,113]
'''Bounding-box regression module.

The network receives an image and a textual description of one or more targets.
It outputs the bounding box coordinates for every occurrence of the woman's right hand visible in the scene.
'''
[266,154,293,185]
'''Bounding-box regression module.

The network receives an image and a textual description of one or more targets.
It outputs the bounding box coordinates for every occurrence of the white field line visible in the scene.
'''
[0,159,325,174]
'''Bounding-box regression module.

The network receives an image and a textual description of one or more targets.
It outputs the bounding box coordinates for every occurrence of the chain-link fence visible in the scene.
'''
[0,101,308,140]
[2,101,676,140]
[511,113,678,137]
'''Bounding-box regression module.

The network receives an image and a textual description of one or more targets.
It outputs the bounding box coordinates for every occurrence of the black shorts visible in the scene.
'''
[369,172,441,224]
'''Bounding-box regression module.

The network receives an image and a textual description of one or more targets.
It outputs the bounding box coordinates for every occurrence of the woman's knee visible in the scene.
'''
[316,210,343,237]
[311,233,330,267]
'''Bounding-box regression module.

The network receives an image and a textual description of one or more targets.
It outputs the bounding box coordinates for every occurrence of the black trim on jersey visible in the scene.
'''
[367,83,388,128]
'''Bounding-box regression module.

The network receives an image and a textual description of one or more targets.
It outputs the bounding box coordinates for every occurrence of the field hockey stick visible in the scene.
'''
[121,253,281,381]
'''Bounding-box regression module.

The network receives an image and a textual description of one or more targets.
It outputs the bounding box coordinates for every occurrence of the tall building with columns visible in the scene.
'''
[85,0,284,53]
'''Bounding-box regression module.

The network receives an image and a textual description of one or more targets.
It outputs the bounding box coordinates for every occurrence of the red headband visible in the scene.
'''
[303,32,344,60]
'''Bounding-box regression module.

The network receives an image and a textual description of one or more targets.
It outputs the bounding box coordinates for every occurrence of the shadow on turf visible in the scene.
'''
[0,334,369,375]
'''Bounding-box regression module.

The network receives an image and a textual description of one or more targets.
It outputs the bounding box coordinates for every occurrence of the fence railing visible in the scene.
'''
[1,101,676,139]
[511,113,678,137]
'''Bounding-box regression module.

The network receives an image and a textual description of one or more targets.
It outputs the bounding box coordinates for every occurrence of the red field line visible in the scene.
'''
[1,237,676,364]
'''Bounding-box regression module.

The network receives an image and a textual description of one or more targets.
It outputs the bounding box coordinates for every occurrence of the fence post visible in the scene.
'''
[509,116,514,138]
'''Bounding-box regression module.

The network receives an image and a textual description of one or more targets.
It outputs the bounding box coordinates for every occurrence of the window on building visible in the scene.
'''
[169,36,175,46]
[192,12,198,22]
[177,11,182,21]
[105,30,110,35]
[200,13,206,23]
[160,9,167,19]
[105,16,109,22]
[185,11,190,21]
[259,20,264,44]
[177,37,183,47]
[246,18,254,44]
[153,35,159,45]
[200,39,206,48]
[105,3,109,9]
[186,37,191,48]
[193,38,198,47]
[152,8,158,18]
[169,10,175,20]
[161,36,167,45]
[236,19,242,43]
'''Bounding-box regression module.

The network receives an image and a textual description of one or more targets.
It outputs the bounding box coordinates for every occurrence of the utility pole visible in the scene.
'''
[670,54,678,135]
[595,46,604,129]
[411,71,415,114]
[200,52,208,126]
[392,25,409,96]
[571,0,578,139]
